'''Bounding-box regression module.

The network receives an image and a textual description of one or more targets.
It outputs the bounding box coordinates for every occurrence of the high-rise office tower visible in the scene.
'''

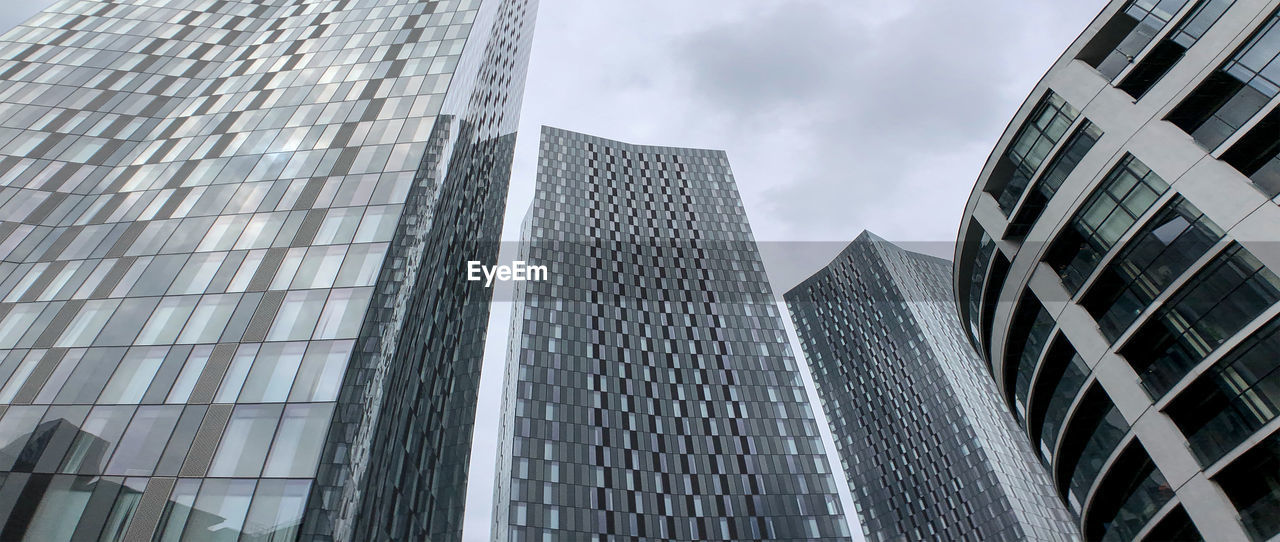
[492,126,852,541]
[956,0,1280,539]
[786,232,1078,541]
[0,0,536,540]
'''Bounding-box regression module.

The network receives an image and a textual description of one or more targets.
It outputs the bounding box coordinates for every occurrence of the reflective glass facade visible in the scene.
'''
[955,0,1280,539]
[786,233,1076,541]
[0,0,537,540]
[493,127,851,541]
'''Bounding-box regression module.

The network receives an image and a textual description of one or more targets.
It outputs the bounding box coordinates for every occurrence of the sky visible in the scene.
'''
[468,1,1105,540]
[0,1,1108,540]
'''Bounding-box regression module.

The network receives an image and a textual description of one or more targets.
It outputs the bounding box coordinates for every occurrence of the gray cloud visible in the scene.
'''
[0,0,56,36]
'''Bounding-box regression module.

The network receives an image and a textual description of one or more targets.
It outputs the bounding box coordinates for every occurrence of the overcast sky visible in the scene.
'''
[471,1,1105,540]
[0,2,1108,541]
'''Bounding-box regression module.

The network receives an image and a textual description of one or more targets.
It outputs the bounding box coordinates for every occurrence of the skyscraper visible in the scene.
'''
[956,0,1280,539]
[0,0,536,540]
[492,126,852,541]
[786,232,1078,541]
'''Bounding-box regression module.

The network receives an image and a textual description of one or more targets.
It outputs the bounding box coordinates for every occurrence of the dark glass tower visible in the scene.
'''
[0,0,536,540]
[492,126,852,541]
[785,233,1078,541]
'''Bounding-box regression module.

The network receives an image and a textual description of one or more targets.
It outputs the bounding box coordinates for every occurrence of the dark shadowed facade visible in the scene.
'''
[0,0,536,540]
[786,232,1078,541]
[492,126,852,541]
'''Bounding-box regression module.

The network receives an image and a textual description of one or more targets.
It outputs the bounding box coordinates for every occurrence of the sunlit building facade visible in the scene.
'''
[492,127,852,541]
[0,0,536,540]
[956,0,1280,539]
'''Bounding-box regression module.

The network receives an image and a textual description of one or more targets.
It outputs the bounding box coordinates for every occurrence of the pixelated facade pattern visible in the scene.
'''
[0,0,534,540]
[786,233,1079,541]
[492,127,852,541]
[956,0,1280,539]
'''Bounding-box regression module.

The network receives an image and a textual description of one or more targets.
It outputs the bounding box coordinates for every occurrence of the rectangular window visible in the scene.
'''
[1122,243,1280,397]
[1044,154,1170,294]
[208,404,283,478]
[1167,8,1280,149]
[1081,197,1225,342]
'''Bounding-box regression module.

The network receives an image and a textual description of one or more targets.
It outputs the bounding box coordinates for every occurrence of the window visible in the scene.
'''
[1082,442,1174,541]
[208,404,283,478]
[1004,292,1055,418]
[288,340,352,402]
[60,405,134,475]
[313,287,372,339]
[1118,0,1237,98]
[1219,105,1280,196]
[1081,197,1224,342]
[176,294,240,344]
[240,480,309,541]
[1077,0,1193,80]
[262,403,334,477]
[104,405,181,476]
[1007,121,1103,238]
[1165,316,1280,465]
[97,347,167,404]
[1027,335,1089,464]
[963,229,995,343]
[237,342,305,403]
[135,296,199,345]
[1044,155,1170,294]
[1167,8,1280,149]
[1122,244,1280,398]
[987,92,1081,215]
[1214,430,1280,540]
[181,479,257,542]
[980,253,1011,360]
[1056,386,1129,512]
[267,290,327,341]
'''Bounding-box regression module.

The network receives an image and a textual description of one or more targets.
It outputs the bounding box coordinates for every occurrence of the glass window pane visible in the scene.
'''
[98,347,167,404]
[57,299,121,347]
[313,288,371,340]
[263,403,334,478]
[104,406,181,476]
[166,346,212,404]
[266,290,326,342]
[289,340,352,402]
[154,479,201,542]
[334,243,385,287]
[181,479,256,542]
[240,480,309,541]
[207,404,282,478]
[61,405,134,475]
[135,297,198,346]
[176,294,241,345]
[214,345,258,404]
[238,343,305,403]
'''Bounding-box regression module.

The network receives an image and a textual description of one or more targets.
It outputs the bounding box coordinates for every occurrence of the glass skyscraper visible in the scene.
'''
[492,126,852,541]
[0,0,536,540]
[786,232,1078,541]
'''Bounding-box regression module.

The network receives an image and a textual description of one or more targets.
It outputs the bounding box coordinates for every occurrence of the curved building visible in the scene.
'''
[955,1,1280,540]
